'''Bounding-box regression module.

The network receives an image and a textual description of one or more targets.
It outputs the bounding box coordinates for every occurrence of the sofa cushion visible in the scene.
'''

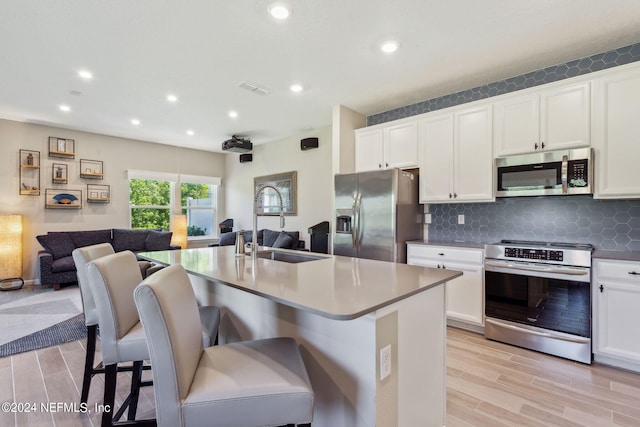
[51,255,76,273]
[36,233,76,260]
[144,230,173,251]
[272,231,295,249]
[112,228,149,252]
[66,229,112,248]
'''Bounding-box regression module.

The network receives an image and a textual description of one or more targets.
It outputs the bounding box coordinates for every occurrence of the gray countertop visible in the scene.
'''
[139,246,461,320]
[592,250,640,262]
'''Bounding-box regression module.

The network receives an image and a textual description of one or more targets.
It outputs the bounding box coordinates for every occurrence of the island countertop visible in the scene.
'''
[138,246,462,320]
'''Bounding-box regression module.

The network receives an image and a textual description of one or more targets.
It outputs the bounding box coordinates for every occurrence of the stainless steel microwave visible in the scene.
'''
[496,147,593,197]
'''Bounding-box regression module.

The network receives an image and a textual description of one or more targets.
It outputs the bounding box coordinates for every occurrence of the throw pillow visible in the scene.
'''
[145,230,173,251]
[262,229,281,247]
[112,228,149,252]
[36,233,76,260]
[66,229,112,248]
[219,232,236,246]
[272,231,295,249]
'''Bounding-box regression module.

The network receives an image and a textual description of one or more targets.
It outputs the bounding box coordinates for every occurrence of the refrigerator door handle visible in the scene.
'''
[351,195,357,249]
[354,192,362,249]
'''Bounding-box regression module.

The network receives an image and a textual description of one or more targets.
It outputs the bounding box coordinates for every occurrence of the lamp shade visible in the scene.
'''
[171,214,188,249]
[0,214,23,279]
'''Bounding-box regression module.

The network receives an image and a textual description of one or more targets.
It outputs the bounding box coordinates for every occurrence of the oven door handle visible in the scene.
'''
[485,260,589,275]
[485,319,590,344]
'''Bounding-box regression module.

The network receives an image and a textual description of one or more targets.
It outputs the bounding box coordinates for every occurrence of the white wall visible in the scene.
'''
[0,118,225,282]
[332,105,365,175]
[223,126,333,249]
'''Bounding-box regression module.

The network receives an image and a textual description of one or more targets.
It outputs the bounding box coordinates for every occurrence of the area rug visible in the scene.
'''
[0,285,85,357]
[0,313,87,357]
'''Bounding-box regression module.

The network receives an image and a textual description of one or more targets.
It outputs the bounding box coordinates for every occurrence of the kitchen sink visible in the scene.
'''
[256,250,326,263]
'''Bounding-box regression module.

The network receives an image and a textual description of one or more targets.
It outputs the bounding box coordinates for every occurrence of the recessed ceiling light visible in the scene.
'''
[59,105,71,112]
[290,83,303,93]
[131,119,140,126]
[78,70,93,80]
[228,111,238,118]
[380,40,399,54]
[186,130,194,136]
[166,94,178,103]
[269,4,290,20]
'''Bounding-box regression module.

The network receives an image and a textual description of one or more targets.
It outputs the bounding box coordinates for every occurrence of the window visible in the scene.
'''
[129,178,172,230]
[181,181,217,238]
[128,171,221,239]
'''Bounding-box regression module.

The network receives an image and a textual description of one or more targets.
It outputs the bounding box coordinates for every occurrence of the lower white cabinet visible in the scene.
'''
[407,244,484,331]
[593,258,640,372]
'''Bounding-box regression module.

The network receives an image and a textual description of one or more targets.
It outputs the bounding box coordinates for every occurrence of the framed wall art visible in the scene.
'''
[254,171,297,216]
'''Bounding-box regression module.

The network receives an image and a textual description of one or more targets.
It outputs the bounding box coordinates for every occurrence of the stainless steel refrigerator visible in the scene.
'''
[333,168,423,263]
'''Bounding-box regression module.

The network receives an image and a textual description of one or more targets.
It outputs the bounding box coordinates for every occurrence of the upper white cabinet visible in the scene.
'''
[592,63,640,199]
[494,82,590,156]
[419,104,494,203]
[355,120,418,172]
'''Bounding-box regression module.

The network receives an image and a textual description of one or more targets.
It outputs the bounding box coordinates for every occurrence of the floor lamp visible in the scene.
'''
[171,214,188,250]
[0,214,24,290]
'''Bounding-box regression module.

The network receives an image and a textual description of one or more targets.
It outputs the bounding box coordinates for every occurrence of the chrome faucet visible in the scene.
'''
[252,184,285,259]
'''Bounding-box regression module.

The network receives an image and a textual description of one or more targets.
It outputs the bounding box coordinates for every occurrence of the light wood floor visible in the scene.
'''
[2,327,640,426]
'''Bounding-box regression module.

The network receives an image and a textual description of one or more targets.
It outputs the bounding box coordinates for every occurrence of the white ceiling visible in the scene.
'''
[2,1,640,153]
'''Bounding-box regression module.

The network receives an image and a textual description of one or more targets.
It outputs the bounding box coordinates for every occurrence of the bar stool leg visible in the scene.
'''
[127,361,144,420]
[102,364,117,427]
[80,324,97,405]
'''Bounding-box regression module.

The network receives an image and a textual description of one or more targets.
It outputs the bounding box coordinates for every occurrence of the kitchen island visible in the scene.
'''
[139,246,462,427]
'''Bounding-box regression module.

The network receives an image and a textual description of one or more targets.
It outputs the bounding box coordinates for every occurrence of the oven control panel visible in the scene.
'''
[504,247,564,262]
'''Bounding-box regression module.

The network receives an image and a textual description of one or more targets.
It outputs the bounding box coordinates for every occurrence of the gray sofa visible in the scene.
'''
[37,228,178,290]
[211,229,305,250]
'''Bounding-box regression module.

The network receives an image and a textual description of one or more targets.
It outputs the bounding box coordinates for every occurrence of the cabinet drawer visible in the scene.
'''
[407,244,483,265]
[594,259,640,282]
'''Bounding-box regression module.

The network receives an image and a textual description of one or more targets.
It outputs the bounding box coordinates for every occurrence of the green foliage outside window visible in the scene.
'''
[130,179,171,230]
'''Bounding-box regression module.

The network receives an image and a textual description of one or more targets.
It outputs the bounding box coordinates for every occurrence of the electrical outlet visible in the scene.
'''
[424,213,432,224]
[380,344,392,381]
[458,214,465,225]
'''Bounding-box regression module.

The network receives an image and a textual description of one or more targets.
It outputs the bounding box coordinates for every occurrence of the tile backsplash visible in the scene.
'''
[428,196,640,251]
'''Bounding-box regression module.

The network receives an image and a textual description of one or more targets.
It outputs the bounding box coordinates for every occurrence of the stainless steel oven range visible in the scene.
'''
[484,240,593,364]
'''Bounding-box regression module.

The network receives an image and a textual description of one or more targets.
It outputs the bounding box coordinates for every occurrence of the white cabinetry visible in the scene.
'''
[407,244,484,332]
[592,63,640,199]
[593,258,640,372]
[494,82,590,156]
[355,120,417,172]
[418,104,494,203]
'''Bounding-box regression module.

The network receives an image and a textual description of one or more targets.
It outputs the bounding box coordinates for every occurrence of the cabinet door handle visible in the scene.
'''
[378,163,382,168]
[449,193,452,198]
[385,162,389,167]
[442,264,446,269]
[438,253,445,256]
[629,271,640,275]
[541,142,545,149]
[534,143,539,150]
[599,284,604,293]
[453,193,458,198]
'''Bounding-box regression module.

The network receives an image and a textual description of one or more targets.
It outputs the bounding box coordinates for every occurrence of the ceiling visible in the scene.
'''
[2,1,640,153]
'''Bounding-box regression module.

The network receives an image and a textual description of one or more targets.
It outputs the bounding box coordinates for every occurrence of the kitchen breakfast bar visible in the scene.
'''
[138,246,461,427]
